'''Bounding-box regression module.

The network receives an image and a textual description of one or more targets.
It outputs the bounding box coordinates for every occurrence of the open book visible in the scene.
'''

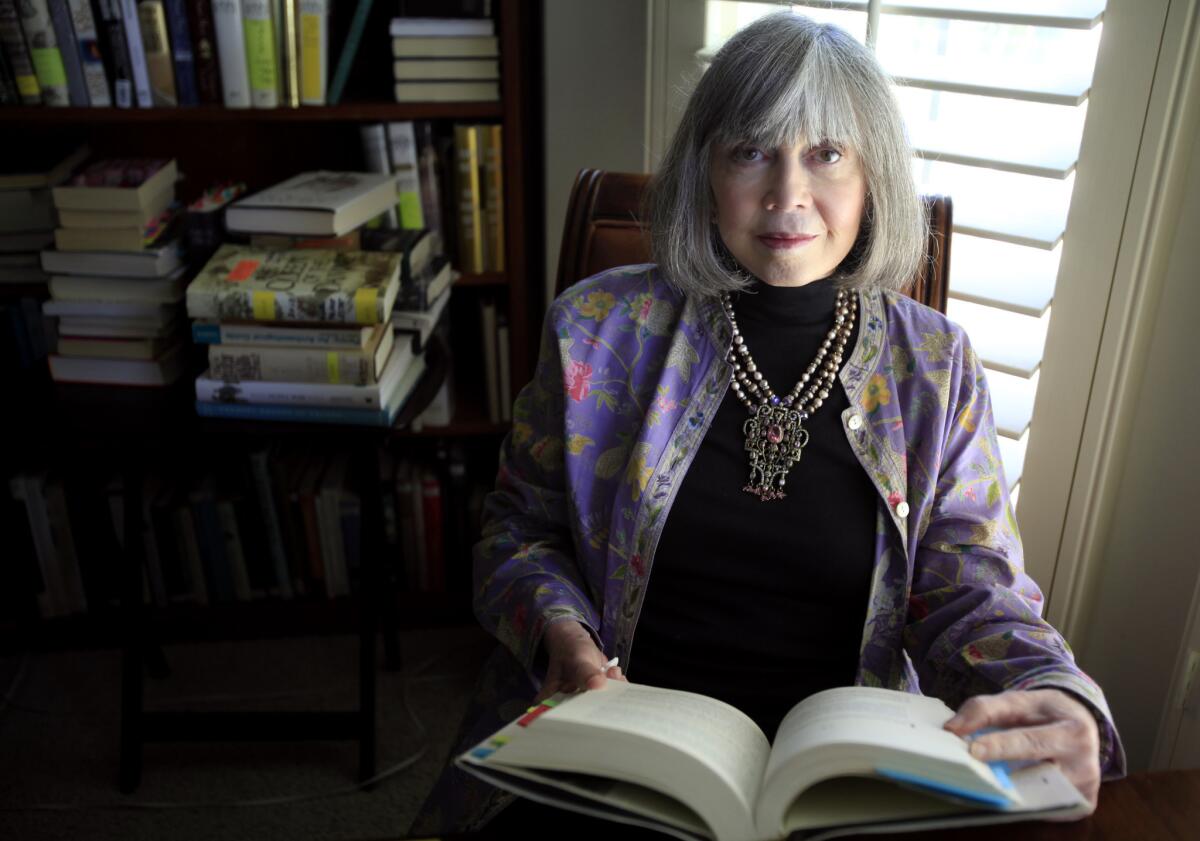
[457,683,1089,841]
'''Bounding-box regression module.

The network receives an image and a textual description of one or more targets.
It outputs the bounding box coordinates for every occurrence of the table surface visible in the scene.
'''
[402,769,1199,841]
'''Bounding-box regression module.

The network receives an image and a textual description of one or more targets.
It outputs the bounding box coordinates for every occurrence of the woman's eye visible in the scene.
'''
[813,147,843,164]
[733,146,764,163]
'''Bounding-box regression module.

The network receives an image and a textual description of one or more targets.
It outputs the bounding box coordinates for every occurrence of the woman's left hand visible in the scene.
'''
[943,688,1101,815]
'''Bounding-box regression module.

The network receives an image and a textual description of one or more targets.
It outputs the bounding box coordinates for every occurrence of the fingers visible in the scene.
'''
[944,689,1074,735]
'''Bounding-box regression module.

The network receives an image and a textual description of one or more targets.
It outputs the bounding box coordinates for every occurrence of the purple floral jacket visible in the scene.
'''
[412,263,1124,833]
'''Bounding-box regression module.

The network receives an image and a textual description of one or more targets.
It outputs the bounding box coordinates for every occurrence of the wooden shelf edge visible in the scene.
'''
[0,102,504,125]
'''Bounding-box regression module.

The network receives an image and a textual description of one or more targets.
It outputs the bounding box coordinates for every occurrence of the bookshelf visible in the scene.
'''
[2,0,545,791]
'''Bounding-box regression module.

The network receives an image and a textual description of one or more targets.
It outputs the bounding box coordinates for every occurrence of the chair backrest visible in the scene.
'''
[554,167,951,313]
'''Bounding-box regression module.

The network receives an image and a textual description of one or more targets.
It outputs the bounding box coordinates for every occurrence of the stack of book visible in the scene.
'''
[39,157,189,386]
[186,170,429,426]
[0,145,86,375]
[390,16,500,103]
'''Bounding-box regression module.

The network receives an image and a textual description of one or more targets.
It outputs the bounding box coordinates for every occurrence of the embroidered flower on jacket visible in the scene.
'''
[630,553,646,577]
[575,291,616,321]
[564,359,593,402]
[629,292,655,325]
[863,373,892,413]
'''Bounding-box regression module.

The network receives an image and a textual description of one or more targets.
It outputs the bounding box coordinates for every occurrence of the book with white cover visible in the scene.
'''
[49,266,187,303]
[211,0,251,107]
[393,80,498,102]
[224,171,399,237]
[458,684,1091,841]
[391,35,498,58]
[40,240,183,277]
[392,58,498,80]
[48,342,184,385]
[195,339,413,409]
[116,0,154,106]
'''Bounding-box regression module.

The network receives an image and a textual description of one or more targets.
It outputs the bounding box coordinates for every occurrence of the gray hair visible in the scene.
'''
[644,11,926,297]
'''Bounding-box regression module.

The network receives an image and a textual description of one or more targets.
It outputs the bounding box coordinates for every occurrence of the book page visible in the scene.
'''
[544,682,771,812]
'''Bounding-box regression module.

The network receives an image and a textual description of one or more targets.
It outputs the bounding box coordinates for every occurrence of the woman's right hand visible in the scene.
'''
[534,619,626,703]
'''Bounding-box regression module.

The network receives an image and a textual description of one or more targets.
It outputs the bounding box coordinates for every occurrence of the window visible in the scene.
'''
[698,0,1109,510]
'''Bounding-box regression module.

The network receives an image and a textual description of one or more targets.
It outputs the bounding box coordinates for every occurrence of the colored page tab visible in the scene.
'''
[517,704,554,728]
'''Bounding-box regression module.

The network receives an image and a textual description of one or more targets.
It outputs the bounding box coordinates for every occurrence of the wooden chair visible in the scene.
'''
[554,168,952,313]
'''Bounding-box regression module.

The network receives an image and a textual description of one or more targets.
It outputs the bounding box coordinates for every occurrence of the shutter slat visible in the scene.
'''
[886,59,1091,106]
[948,235,1059,317]
[909,119,1079,178]
[787,1,1104,30]
[949,299,1047,378]
[984,369,1037,439]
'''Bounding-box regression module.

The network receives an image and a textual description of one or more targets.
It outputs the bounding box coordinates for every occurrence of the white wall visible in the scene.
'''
[543,0,651,306]
[1076,118,1200,771]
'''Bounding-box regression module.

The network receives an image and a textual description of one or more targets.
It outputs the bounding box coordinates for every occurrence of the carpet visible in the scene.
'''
[0,625,495,841]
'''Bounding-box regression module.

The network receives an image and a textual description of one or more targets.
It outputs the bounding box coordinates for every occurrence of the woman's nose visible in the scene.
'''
[764,159,812,210]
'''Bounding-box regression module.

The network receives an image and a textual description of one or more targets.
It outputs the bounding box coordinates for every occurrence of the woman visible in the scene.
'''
[413,11,1123,835]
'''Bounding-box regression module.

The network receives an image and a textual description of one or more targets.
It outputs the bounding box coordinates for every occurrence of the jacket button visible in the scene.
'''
[848,414,863,430]
[895,500,910,518]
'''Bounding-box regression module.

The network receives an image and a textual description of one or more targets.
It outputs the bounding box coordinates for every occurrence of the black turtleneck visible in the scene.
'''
[627,276,877,740]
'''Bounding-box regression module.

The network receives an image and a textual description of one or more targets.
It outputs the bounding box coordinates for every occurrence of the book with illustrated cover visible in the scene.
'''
[458,684,1090,841]
[185,244,401,324]
[224,171,400,237]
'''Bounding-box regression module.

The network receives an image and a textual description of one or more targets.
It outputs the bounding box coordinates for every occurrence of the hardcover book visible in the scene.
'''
[207,321,394,385]
[185,244,401,324]
[390,35,498,58]
[224,171,400,237]
[40,239,183,277]
[458,684,1091,841]
[51,158,177,212]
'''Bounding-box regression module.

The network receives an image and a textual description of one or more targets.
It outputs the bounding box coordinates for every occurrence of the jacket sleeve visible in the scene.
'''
[902,330,1126,779]
[473,299,602,678]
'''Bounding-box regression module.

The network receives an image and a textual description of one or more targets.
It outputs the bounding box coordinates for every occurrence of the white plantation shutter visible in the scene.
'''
[701,0,1108,504]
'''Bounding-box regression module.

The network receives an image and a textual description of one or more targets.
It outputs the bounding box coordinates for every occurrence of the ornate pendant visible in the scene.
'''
[742,403,809,501]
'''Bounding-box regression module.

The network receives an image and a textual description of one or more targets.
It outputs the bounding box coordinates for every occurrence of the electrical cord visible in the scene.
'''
[0,640,489,813]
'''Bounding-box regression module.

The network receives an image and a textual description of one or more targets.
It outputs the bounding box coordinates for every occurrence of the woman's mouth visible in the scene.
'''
[757,233,817,250]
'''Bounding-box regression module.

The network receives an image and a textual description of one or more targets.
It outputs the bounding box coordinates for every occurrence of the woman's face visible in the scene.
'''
[709,138,867,286]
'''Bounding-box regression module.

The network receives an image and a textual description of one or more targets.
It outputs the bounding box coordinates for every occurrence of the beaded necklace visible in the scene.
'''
[721,287,857,501]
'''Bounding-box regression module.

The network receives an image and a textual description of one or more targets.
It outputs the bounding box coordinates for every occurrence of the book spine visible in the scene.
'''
[386,121,425,230]
[161,0,197,105]
[315,470,345,597]
[454,124,485,274]
[18,0,70,105]
[90,0,133,107]
[117,0,153,106]
[195,398,392,426]
[65,0,113,105]
[195,372,385,408]
[249,449,294,599]
[0,0,42,103]
[9,476,62,617]
[172,505,208,604]
[277,0,296,106]
[207,342,376,385]
[182,0,219,103]
[190,320,370,349]
[324,0,370,105]
[210,0,249,107]
[187,285,390,325]
[297,469,325,587]
[496,311,511,422]
[215,499,253,600]
[136,0,176,105]
[359,123,400,228]
[240,0,277,107]
[296,0,323,104]
[414,121,443,240]
[479,296,499,422]
[482,123,505,271]
[46,0,90,104]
